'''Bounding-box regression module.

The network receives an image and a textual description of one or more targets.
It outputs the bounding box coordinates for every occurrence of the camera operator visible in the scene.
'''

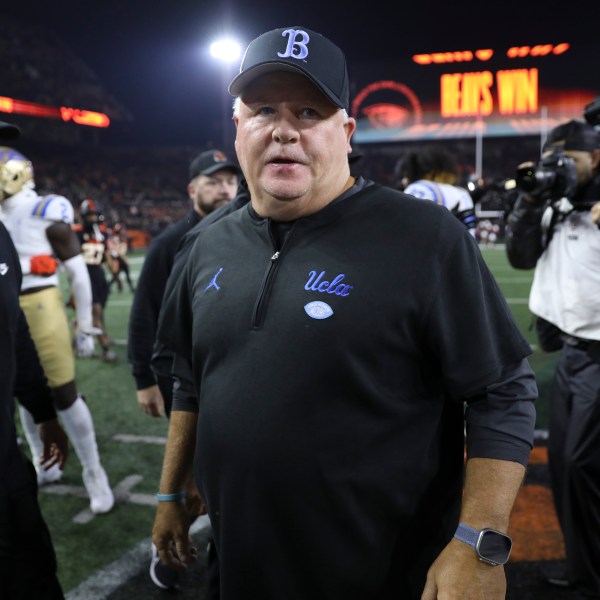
[505,118,600,599]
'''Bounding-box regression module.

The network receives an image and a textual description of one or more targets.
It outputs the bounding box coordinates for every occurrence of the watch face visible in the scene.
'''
[477,530,512,565]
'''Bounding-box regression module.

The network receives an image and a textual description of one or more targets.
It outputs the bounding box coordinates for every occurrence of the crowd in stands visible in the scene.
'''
[0,16,131,121]
[12,138,533,245]
[24,144,192,237]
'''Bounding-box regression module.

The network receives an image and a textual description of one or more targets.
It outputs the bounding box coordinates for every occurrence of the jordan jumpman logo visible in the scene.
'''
[204,267,223,292]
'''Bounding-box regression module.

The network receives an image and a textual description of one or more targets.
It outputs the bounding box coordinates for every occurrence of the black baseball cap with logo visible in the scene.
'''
[189,149,241,181]
[0,121,20,140]
[543,119,600,153]
[229,26,349,111]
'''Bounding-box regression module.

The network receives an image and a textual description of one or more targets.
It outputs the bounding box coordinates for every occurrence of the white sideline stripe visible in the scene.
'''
[505,298,529,304]
[65,515,210,600]
[113,433,167,445]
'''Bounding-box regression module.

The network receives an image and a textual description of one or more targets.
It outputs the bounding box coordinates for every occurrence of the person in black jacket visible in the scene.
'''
[127,148,240,591]
[128,149,240,418]
[152,27,537,600]
[505,118,600,598]
[0,120,69,600]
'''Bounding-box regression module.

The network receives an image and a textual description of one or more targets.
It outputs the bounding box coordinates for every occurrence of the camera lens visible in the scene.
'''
[515,166,539,193]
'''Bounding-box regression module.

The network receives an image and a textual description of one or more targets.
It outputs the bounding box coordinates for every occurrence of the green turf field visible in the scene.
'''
[19,245,556,594]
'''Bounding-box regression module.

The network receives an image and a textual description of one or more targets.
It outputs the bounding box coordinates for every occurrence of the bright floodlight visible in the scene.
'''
[210,39,241,63]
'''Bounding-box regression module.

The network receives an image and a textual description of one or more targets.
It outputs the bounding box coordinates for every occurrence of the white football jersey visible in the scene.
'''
[404,180,474,213]
[529,210,600,340]
[404,180,476,236]
[0,188,74,290]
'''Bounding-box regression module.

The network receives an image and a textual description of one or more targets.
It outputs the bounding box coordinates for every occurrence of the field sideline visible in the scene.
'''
[21,245,556,595]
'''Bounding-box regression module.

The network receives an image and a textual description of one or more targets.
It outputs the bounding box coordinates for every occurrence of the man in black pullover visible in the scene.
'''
[152,27,537,600]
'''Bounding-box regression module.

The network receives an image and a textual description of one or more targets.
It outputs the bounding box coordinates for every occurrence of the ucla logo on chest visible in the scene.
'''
[305,270,353,297]
[278,29,310,60]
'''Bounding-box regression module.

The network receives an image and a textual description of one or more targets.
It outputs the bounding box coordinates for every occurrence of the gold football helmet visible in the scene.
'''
[0,146,34,201]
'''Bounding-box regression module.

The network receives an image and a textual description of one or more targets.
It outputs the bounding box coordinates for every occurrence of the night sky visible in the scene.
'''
[2,0,596,148]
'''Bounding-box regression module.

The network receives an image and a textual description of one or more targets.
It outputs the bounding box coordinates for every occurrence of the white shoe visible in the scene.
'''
[82,466,114,514]
[36,463,63,486]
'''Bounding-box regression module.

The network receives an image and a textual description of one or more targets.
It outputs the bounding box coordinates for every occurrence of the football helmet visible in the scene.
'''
[0,146,34,201]
[80,198,104,230]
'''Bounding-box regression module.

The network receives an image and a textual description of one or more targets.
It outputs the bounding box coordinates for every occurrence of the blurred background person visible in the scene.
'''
[0,119,68,600]
[107,221,135,293]
[399,145,477,237]
[128,148,240,592]
[0,146,114,514]
[74,198,117,363]
[505,118,600,599]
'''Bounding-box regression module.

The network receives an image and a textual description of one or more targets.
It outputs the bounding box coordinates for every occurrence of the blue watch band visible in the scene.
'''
[454,522,480,547]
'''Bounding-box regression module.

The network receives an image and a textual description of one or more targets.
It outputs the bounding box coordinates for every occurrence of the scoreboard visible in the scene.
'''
[351,41,598,142]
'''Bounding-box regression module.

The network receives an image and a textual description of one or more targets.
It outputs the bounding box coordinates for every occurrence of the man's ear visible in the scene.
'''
[345,117,356,150]
[187,181,195,200]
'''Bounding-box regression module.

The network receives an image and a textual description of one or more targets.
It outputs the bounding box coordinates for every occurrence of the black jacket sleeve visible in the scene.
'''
[127,220,190,389]
[465,358,537,466]
[128,241,170,389]
[505,195,547,269]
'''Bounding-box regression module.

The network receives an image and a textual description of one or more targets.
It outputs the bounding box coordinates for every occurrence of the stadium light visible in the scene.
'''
[210,39,241,64]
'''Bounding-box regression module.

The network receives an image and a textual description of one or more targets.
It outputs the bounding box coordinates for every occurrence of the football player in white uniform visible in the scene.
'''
[400,146,477,237]
[0,146,114,514]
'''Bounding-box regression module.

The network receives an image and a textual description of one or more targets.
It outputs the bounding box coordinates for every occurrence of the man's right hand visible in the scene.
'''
[38,418,68,471]
[137,385,166,417]
[153,501,198,570]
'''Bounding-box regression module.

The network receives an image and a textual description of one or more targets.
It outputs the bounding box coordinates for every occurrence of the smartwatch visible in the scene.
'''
[454,523,512,566]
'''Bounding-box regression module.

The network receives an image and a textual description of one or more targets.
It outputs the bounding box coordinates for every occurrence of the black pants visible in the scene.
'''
[0,459,64,600]
[548,344,600,597]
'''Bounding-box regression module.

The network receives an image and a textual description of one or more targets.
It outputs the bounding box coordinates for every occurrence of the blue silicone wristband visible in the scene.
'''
[156,491,186,502]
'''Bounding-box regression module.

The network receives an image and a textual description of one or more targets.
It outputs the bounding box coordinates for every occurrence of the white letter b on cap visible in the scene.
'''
[278,29,310,60]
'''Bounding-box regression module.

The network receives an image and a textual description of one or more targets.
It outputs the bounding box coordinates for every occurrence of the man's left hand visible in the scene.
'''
[38,418,69,471]
[421,538,506,599]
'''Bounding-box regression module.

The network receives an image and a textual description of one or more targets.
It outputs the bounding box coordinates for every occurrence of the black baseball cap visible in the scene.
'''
[188,150,241,181]
[543,119,600,152]
[0,121,20,140]
[229,26,349,110]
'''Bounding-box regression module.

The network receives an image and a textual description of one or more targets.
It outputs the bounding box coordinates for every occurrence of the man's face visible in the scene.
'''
[233,71,356,221]
[564,148,600,186]
[543,144,600,187]
[188,168,239,217]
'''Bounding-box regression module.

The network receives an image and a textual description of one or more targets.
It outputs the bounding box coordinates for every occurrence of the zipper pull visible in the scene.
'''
[271,251,280,261]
